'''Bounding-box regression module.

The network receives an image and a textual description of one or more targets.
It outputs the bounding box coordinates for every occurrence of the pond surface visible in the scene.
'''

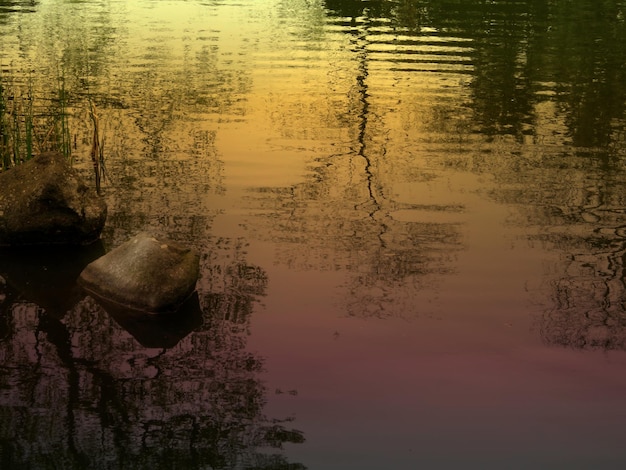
[2,0,626,468]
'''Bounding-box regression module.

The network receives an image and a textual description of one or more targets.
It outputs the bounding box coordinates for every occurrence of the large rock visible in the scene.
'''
[0,152,107,246]
[78,232,200,313]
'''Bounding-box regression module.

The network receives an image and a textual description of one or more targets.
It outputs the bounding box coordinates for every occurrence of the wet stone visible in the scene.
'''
[0,152,107,246]
[78,232,200,314]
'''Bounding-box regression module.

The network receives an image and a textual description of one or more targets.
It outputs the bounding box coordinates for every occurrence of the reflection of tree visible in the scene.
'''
[239,1,464,318]
[324,0,626,345]
[325,1,626,147]
[527,223,626,350]
[261,1,626,333]
[245,151,463,319]
[199,237,268,325]
[0,241,304,469]
[101,125,225,249]
[547,1,626,149]
[478,153,626,350]
[539,242,626,350]
[325,0,396,20]
[507,178,626,350]
[418,1,536,140]
[425,0,626,146]
[423,0,626,349]
[0,0,38,17]
[239,1,462,316]
[468,7,534,140]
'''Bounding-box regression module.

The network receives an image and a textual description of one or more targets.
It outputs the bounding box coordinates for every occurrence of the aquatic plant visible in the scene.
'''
[53,77,72,164]
[0,76,73,170]
[0,79,32,169]
[0,75,107,195]
[88,99,106,195]
[0,82,9,169]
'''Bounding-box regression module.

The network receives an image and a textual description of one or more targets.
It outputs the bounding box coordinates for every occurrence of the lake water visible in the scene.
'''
[2,0,626,468]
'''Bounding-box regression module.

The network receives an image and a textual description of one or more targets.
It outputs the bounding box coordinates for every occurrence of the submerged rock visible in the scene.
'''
[78,232,200,313]
[0,152,107,246]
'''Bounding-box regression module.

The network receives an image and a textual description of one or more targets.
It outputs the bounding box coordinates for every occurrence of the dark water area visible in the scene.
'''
[2,0,626,468]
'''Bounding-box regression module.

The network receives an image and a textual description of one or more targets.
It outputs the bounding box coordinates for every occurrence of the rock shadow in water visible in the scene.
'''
[92,291,204,349]
[0,241,105,317]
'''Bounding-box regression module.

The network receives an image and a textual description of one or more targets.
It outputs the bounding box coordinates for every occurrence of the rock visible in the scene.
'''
[0,152,107,246]
[78,232,200,313]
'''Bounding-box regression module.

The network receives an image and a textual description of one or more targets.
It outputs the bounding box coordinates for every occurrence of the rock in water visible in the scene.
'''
[0,152,107,246]
[78,232,200,313]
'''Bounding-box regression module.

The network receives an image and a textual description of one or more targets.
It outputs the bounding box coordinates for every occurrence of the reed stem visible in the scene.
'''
[89,100,105,194]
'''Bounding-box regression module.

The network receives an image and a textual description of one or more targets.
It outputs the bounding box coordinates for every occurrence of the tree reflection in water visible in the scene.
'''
[0,1,38,16]
[262,0,626,340]
[0,240,305,469]
[421,0,626,350]
[2,3,626,468]
[244,1,467,319]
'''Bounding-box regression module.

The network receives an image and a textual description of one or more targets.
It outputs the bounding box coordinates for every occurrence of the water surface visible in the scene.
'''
[2,1,626,468]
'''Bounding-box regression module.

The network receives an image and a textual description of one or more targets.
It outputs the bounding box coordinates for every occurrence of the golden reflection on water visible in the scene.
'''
[2,0,626,468]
